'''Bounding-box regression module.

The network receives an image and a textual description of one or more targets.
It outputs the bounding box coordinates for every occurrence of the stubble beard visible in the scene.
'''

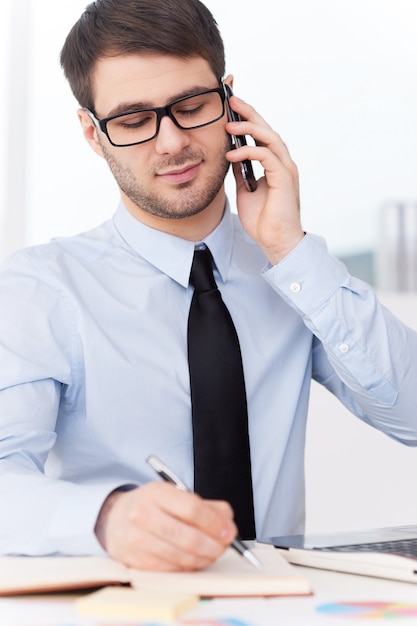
[100,137,232,220]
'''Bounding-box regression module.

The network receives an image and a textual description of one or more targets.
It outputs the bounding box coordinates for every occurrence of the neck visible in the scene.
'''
[121,188,227,242]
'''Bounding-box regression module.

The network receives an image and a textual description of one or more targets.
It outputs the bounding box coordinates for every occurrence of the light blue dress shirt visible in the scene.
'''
[1,201,417,556]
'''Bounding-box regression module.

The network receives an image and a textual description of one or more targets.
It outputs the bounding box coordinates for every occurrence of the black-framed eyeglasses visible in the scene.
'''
[85,86,226,147]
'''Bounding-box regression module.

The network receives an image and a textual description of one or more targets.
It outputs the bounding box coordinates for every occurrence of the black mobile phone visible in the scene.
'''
[223,84,257,192]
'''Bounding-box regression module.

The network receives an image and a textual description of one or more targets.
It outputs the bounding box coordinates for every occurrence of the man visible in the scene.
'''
[0,0,416,572]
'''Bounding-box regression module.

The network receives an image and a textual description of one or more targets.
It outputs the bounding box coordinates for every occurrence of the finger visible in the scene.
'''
[125,497,233,570]
[227,144,298,196]
[131,483,236,549]
[125,517,225,571]
[143,507,230,568]
[228,95,267,128]
[226,95,295,167]
[105,485,232,571]
[227,121,295,171]
[157,486,237,546]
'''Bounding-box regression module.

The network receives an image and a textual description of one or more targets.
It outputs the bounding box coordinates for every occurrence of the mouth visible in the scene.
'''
[156,162,201,185]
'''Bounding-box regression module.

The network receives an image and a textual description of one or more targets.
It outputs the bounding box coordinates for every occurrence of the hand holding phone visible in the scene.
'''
[223,84,257,192]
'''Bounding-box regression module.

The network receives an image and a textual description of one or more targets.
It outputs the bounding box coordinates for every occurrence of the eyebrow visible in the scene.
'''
[104,84,220,119]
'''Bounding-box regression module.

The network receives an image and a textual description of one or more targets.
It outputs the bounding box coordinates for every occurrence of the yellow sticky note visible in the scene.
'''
[75,586,198,621]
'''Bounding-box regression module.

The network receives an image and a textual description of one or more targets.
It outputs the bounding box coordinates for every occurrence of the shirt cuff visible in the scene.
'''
[47,482,137,556]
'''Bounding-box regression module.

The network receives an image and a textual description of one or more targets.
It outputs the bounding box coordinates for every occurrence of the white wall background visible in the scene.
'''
[0,0,416,532]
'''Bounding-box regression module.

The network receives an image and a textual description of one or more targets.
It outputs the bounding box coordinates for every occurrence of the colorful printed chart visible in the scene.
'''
[317,602,417,619]
[183,620,251,626]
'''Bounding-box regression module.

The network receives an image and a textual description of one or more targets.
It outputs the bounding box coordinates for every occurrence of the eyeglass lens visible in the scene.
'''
[106,91,224,146]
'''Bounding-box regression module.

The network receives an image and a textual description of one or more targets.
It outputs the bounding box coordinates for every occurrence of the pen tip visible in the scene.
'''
[245,550,263,570]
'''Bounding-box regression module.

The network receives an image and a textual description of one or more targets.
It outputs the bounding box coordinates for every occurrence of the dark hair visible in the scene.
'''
[60,0,225,109]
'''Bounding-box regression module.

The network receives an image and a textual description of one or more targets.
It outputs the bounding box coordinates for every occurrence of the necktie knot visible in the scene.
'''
[189,247,217,294]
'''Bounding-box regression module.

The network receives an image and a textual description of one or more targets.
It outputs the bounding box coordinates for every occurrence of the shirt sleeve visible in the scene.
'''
[0,251,125,556]
[263,233,417,445]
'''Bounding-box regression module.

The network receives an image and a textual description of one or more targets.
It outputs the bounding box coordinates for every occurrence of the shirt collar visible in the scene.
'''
[113,200,234,288]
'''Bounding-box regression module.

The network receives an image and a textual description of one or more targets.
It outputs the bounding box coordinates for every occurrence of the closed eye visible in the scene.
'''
[113,111,155,130]
[175,103,205,117]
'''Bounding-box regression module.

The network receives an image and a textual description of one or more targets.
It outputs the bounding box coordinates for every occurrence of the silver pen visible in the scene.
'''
[146,454,262,570]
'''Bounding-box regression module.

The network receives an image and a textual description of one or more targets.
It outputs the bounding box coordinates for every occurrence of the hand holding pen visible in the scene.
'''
[147,454,262,570]
[95,470,240,572]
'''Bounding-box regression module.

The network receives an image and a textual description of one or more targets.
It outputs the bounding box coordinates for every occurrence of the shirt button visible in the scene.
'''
[290,282,301,293]
[339,343,350,353]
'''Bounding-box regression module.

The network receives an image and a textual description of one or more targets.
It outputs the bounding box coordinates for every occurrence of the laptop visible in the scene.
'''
[260,524,417,583]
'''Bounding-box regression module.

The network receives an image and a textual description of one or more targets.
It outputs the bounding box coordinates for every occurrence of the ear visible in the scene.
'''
[223,73,234,89]
[77,108,105,158]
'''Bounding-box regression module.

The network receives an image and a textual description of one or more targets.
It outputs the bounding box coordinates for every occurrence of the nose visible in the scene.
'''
[154,115,191,155]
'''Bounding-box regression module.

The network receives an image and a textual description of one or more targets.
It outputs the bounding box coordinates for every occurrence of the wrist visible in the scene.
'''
[94,489,125,550]
[263,231,305,266]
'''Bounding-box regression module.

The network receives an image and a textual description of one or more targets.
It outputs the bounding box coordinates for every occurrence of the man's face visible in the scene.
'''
[81,54,231,227]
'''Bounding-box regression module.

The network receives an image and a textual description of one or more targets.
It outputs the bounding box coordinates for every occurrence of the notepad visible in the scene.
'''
[76,587,198,621]
[128,545,311,597]
[0,544,311,598]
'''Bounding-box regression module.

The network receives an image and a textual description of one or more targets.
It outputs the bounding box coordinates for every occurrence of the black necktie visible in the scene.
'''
[187,246,256,539]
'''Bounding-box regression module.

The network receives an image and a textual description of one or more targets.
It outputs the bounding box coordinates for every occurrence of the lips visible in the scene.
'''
[157,162,201,185]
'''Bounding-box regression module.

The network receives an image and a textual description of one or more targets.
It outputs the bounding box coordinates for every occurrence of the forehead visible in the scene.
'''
[92,54,218,116]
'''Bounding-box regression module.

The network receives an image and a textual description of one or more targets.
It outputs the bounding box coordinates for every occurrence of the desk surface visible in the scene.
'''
[1,565,417,625]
